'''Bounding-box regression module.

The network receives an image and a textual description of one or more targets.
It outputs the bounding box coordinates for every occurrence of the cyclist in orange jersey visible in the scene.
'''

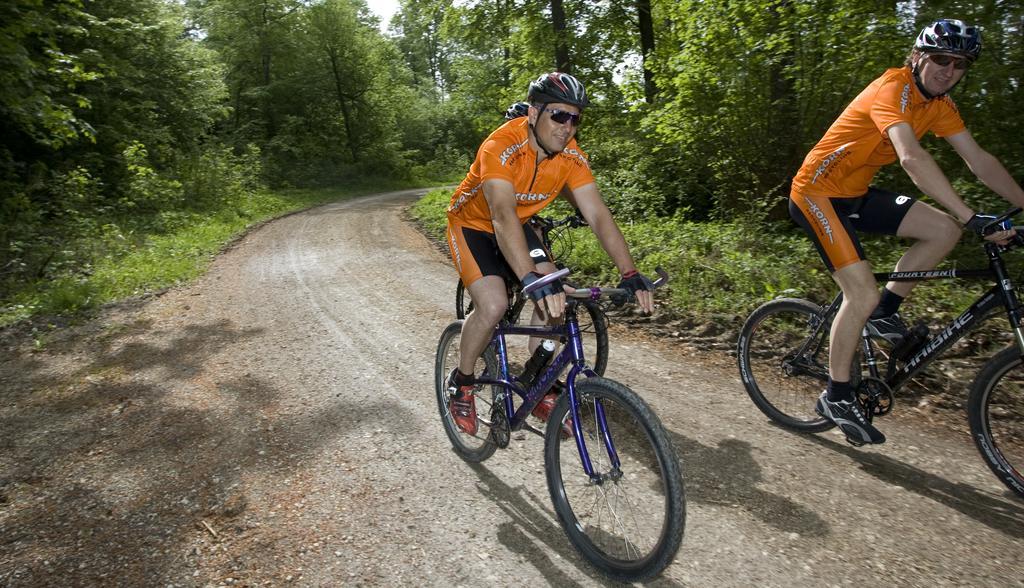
[445,72,654,436]
[790,19,1024,445]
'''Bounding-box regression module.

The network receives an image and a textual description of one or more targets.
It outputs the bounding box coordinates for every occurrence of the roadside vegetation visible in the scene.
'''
[413,188,995,329]
[3,0,1021,334]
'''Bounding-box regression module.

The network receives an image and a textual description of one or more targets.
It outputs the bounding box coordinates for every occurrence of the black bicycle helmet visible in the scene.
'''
[915,19,981,62]
[527,72,589,109]
[504,101,531,120]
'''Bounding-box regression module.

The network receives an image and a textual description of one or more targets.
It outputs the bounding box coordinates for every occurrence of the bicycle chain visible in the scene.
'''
[489,402,511,448]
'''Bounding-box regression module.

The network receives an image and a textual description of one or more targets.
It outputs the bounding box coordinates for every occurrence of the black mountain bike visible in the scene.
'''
[454,211,610,376]
[737,209,1024,498]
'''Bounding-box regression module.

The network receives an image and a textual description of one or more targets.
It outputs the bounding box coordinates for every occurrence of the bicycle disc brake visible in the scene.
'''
[489,402,511,448]
[857,376,894,418]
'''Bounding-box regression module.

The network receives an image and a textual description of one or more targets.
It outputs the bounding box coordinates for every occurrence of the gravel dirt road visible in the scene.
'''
[1,189,1022,587]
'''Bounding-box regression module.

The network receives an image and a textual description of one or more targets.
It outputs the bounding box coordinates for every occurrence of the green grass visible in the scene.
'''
[1,180,430,327]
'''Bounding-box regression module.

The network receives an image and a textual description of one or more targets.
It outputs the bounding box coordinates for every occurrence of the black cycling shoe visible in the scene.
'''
[816,391,886,446]
[866,313,910,346]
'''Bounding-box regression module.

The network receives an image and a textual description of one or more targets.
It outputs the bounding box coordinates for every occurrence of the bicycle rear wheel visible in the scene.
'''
[544,377,685,582]
[737,298,835,432]
[455,280,472,319]
[967,346,1024,498]
[435,321,499,462]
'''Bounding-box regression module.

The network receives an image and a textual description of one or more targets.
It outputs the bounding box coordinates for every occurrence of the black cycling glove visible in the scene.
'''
[617,270,654,296]
[964,213,1006,236]
[521,271,564,302]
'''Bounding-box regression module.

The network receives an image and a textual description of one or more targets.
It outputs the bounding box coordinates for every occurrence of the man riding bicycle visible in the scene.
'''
[790,19,1024,445]
[445,72,655,435]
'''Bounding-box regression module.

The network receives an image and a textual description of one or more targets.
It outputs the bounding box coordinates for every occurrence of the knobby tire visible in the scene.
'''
[967,346,1024,498]
[544,377,685,581]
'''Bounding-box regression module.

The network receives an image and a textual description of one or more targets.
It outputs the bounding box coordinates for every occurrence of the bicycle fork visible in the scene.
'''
[561,316,621,484]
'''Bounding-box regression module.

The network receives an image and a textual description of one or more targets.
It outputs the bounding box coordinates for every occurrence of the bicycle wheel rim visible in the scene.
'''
[738,299,834,431]
[545,378,684,581]
[972,352,1024,496]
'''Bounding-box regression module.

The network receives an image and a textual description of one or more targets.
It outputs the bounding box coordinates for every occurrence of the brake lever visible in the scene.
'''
[984,207,1022,235]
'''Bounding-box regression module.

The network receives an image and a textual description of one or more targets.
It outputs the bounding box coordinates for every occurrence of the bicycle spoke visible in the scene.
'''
[738,299,837,431]
[434,322,498,462]
[969,347,1024,497]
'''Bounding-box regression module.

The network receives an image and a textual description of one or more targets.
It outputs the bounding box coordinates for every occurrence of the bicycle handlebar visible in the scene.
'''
[521,266,670,304]
[569,267,670,302]
[986,208,1024,251]
[521,267,571,296]
[531,210,588,232]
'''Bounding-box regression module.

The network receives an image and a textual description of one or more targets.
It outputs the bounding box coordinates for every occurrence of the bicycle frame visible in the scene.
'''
[824,239,1024,393]
[474,298,610,482]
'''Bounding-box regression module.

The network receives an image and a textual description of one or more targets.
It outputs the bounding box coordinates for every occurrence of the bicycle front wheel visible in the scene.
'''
[544,377,685,582]
[967,346,1024,498]
[435,320,498,462]
[579,300,609,376]
[737,298,834,432]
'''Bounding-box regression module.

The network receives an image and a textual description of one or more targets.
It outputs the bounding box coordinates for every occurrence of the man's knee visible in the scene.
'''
[841,284,880,318]
[473,294,508,325]
[934,214,963,250]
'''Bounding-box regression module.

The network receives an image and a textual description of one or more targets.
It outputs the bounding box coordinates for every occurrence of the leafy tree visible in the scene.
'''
[1,0,235,301]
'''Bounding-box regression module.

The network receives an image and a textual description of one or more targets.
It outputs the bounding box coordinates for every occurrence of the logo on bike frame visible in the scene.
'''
[904,309,973,369]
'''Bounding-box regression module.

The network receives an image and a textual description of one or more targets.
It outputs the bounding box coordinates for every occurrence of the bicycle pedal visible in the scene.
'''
[522,422,545,438]
[844,435,866,448]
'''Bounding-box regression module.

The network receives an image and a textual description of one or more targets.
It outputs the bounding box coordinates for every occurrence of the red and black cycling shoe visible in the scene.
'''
[532,382,574,438]
[531,391,559,422]
[446,369,478,436]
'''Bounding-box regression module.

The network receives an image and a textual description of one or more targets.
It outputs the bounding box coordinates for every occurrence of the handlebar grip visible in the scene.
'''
[521,267,571,296]
[566,267,670,303]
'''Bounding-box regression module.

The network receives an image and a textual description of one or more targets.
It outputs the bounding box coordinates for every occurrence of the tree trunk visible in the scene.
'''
[637,0,656,103]
[765,0,799,219]
[550,0,570,72]
[328,50,359,163]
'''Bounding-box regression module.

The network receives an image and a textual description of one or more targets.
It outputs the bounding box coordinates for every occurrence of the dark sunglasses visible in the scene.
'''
[929,54,970,70]
[547,108,582,127]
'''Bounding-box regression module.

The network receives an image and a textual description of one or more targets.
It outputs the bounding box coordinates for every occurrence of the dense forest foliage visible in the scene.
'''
[2,0,1022,323]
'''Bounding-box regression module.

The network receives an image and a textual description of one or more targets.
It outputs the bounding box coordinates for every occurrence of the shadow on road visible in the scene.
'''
[465,460,685,587]
[0,316,412,585]
[665,429,829,538]
[803,433,1024,538]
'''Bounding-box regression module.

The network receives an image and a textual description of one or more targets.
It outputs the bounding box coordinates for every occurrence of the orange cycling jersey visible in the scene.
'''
[447,117,595,232]
[791,66,966,199]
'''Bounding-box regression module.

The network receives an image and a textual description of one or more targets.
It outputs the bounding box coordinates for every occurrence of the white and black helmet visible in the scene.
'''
[504,101,531,120]
[915,19,981,62]
[527,72,589,109]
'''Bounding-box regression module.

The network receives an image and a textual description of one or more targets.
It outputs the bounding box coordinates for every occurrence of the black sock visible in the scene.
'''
[871,288,904,319]
[454,368,474,387]
[827,379,854,402]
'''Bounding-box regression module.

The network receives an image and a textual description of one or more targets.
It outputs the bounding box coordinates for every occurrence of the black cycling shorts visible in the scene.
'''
[447,220,551,287]
[789,186,917,272]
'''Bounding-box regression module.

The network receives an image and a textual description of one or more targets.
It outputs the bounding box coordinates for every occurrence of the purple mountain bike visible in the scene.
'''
[434,267,685,581]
